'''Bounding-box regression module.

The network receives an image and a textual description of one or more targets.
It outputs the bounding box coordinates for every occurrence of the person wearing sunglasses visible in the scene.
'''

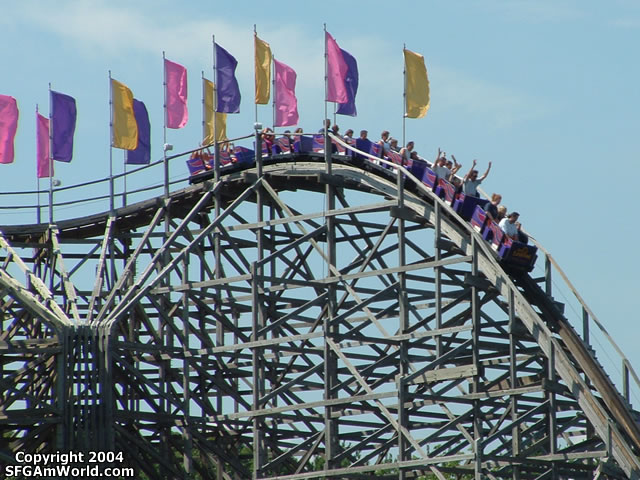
[462,159,492,197]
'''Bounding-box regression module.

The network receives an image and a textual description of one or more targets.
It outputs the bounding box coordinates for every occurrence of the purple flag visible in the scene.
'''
[215,43,241,113]
[274,59,299,127]
[0,95,18,164]
[51,91,76,162]
[336,48,358,117]
[126,99,150,165]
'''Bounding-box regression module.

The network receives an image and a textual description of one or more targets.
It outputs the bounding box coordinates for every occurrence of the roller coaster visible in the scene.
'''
[1,128,639,479]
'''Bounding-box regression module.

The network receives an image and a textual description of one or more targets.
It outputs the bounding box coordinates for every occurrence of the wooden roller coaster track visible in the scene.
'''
[0,133,638,479]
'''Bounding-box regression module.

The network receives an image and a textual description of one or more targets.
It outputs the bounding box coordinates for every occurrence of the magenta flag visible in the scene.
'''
[0,95,19,164]
[36,113,52,178]
[274,59,299,127]
[326,31,348,104]
[165,58,188,129]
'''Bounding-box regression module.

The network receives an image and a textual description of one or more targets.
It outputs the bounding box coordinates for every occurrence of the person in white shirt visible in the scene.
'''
[343,129,355,144]
[400,141,414,166]
[447,155,462,178]
[377,130,391,155]
[499,212,520,239]
[432,149,461,181]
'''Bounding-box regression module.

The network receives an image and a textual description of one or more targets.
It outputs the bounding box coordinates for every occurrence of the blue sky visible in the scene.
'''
[1,1,639,394]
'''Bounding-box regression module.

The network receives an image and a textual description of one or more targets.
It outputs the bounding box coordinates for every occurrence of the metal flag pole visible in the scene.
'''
[162,51,169,199]
[36,104,42,224]
[201,70,206,145]
[254,24,258,126]
[212,35,220,182]
[122,83,128,208]
[108,71,115,213]
[107,71,118,299]
[123,150,127,208]
[403,44,407,148]
[322,23,338,473]
[48,84,54,224]
[272,54,276,131]
[323,24,328,136]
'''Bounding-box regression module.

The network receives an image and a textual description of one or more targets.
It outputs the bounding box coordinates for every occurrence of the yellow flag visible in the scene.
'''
[255,35,272,104]
[404,49,430,119]
[111,78,138,149]
[203,78,227,145]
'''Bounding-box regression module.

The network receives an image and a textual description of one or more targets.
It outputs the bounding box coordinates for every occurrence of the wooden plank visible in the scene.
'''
[410,365,478,384]
[50,228,81,324]
[219,391,395,421]
[86,217,114,323]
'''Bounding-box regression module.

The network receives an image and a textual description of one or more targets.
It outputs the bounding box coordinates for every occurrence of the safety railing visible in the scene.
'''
[528,238,640,411]
[0,134,253,225]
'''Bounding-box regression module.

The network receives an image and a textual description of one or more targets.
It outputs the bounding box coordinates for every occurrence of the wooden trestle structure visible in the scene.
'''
[1,138,639,479]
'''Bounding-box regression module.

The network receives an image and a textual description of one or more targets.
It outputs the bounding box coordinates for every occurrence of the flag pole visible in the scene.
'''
[211,35,220,182]
[201,70,206,145]
[322,25,336,472]
[254,25,258,126]
[123,150,127,208]
[162,51,169,199]
[212,37,224,442]
[272,54,276,131]
[36,104,42,224]
[323,24,328,136]
[48,84,54,224]
[122,90,127,209]
[402,44,407,148]
[212,35,220,182]
[212,37,217,173]
[108,71,115,213]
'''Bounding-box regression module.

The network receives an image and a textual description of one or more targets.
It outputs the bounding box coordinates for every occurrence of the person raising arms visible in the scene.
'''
[462,159,492,197]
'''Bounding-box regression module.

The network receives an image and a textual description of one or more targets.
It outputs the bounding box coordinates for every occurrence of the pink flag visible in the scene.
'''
[164,58,188,129]
[326,31,348,104]
[274,59,299,127]
[36,113,52,178]
[0,95,19,164]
